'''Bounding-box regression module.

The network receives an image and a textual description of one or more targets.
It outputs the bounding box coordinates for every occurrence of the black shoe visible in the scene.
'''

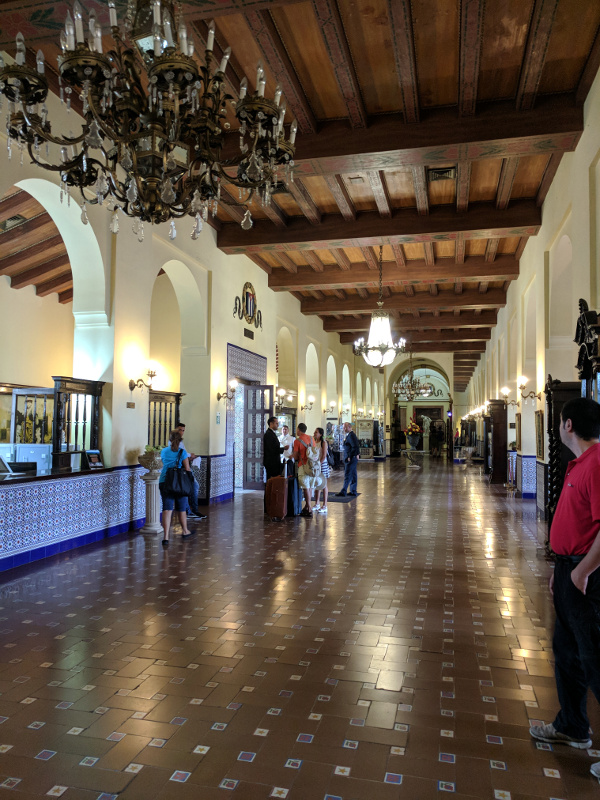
[182,530,196,539]
[161,539,169,547]
[348,491,358,496]
[335,492,347,497]
[300,508,313,517]
[189,512,207,520]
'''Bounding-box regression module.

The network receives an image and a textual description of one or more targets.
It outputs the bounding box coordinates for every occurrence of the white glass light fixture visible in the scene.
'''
[354,246,406,367]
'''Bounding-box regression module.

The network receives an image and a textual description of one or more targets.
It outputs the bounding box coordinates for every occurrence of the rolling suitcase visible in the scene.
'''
[265,475,288,520]
[287,475,303,517]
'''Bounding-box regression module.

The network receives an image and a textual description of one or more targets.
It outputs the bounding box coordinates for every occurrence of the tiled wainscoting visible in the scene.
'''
[516,453,537,500]
[536,460,548,518]
[0,466,145,571]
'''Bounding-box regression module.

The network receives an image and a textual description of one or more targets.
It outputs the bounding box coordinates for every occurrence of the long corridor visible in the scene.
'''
[0,460,599,799]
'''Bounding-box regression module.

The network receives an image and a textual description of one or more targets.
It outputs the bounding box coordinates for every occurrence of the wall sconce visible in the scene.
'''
[357,407,364,416]
[344,404,351,414]
[368,409,374,417]
[301,395,315,412]
[500,387,519,407]
[129,369,156,392]
[275,388,287,410]
[324,400,336,414]
[517,376,541,403]
[217,379,238,402]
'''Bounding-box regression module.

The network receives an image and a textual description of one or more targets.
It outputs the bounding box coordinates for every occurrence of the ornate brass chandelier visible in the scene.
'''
[354,245,406,367]
[393,350,437,401]
[0,0,297,239]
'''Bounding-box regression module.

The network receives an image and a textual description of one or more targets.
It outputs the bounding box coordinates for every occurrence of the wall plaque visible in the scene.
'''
[234,282,262,329]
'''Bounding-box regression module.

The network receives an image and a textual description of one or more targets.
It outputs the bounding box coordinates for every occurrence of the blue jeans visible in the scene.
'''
[552,558,600,738]
[341,457,358,493]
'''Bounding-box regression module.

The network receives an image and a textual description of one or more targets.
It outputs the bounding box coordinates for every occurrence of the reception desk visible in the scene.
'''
[0,466,145,572]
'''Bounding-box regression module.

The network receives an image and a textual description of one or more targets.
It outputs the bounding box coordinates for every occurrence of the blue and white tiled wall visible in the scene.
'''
[516,454,537,500]
[0,467,145,572]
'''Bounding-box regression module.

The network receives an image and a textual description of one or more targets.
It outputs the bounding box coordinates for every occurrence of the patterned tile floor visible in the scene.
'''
[1,459,600,799]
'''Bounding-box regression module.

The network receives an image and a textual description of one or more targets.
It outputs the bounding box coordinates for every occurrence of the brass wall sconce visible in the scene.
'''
[301,395,315,412]
[324,400,336,414]
[344,404,351,414]
[275,388,287,410]
[500,387,519,407]
[517,376,541,403]
[129,370,156,392]
[217,379,238,402]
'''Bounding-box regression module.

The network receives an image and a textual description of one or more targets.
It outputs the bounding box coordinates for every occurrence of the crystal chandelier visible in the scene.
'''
[354,245,406,367]
[0,0,297,239]
[393,350,435,401]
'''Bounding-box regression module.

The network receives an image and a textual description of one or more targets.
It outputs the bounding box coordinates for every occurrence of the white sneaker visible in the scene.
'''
[591,761,600,778]
[319,506,328,513]
[313,503,321,511]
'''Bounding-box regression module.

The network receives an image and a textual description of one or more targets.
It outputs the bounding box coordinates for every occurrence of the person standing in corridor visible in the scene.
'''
[335,421,360,497]
[529,397,600,779]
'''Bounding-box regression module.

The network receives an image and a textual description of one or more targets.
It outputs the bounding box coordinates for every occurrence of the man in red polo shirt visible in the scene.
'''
[530,397,600,778]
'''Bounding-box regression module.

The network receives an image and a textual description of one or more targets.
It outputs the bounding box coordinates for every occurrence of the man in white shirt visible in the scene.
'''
[279,425,295,471]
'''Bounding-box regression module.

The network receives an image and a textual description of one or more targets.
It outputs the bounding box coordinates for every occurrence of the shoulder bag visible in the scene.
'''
[164,449,195,497]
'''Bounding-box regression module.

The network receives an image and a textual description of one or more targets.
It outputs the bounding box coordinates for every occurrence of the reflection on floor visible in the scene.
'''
[1,459,599,799]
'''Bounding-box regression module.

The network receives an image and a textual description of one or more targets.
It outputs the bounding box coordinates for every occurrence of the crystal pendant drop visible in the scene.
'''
[138,221,144,242]
[169,219,177,240]
[80,202,89,225]
[241,209,253,230]
[109,209,119,234]
[191,213,202,240]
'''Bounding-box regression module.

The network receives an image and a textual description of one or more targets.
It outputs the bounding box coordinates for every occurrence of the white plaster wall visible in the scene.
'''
[0,277,74,385]
[149,274,182,391]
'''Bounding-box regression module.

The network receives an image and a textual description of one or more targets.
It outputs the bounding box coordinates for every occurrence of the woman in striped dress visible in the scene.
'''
[313,427,330,513]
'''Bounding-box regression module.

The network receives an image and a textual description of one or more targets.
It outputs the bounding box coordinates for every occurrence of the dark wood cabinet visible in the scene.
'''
[486,399,507,484]
[545,375,580,527]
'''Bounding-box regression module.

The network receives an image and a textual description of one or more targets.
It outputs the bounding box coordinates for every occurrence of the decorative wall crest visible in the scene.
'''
[233,282,262,329]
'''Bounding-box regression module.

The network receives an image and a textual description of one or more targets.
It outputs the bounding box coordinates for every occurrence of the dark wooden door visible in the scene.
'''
[243,385,274,490]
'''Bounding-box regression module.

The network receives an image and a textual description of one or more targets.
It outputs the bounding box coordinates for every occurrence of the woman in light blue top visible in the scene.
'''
[159,430,194,546]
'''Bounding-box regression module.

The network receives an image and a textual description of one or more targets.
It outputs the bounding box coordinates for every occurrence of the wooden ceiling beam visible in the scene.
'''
[35,272,72,297]
[412,166,429,215]
[496,157,519,209]
[219,201,541,253]
[537,153,563,206]
[515,236,529,260]
[58,289,73,304]
[339,328,491,345]
[456,162,471,213]
[485,240,499,262]
[362,247,379,270]
[301,287,506,315]
[222,98,583,175]
[367,171,391,217]
[459,0,485,116]
[248,254,272,274]
[0,235,64,274]
[263,200,288,228]
[324,175,356,221]
[577,25,600,105]
[404,342,487,353]
[275,252,298,273]
[323,309,498,332]
[304,251,325,272]
[331,248,352,270]
[311,0,367,128]
[269,255,519,291]
[0,213,53,249]
[392,243,406,267]
[386,0,419,123]
[244,10,317,134]
[285,179,322,224]
[0,189,35,220]
[9,255,71,289]
[424,242,435,266]
[516,0,560,111]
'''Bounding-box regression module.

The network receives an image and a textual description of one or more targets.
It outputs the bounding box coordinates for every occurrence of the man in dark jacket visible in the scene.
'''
[263,417,284,512]
[264,417,284,475]
[336,422,360,496]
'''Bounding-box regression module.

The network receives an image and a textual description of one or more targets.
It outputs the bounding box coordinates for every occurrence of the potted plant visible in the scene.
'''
[405,420,422,450]
[138,444,163,474]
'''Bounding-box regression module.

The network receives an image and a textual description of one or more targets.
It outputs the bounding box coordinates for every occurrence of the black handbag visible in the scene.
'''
[326,446,335,468]
[164,449,194,497]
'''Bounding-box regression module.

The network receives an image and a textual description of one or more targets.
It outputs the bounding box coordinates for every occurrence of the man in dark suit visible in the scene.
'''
[263,417,284,510]
[336,422,360,496]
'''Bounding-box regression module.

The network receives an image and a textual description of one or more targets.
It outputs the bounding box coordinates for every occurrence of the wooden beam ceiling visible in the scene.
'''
[301,287,506,315]
[322,310,498,332]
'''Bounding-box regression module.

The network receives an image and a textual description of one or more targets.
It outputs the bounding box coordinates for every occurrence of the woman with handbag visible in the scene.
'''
[159,430,195,546]
[313,427,331,514]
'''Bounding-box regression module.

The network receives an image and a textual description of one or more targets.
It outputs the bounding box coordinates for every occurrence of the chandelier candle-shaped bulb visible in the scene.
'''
[163,15,174,47]
[108,0,118,28]
[73,1,85,44]
[289,120,298,145]
[36,49,45,74]
[258,76,266,97]
[152,0,161,26]
[277,104,286,136]
[65,12,76,50]
[274,84,282,106]
[153,25,162,57]
[219,47,231,74]
[256,62,264,92]
[178,20,188,53]
[187,39,194,57]
[15,33,26,65]
[206,20,215,51]
[239,77,248,100]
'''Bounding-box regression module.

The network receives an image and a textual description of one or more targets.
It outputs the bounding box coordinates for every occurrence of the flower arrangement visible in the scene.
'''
[405,420,422,436]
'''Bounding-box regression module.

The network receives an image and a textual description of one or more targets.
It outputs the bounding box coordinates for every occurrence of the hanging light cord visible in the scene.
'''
[377,245,384,307]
